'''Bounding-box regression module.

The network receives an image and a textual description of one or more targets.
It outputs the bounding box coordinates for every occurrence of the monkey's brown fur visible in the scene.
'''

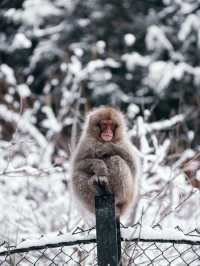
[70,106,140,217]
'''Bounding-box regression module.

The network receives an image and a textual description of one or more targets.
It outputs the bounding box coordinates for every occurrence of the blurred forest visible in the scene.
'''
[0,0,200,245]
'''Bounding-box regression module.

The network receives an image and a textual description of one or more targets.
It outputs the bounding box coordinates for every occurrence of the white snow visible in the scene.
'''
[196,170,200,181]
[78,18,90,27]
[122,52,150,71]
[4,94,14,104]
[0,64,16,84]
[96,40,106,54]
[68,55,82,75]
[41,106,61,133]
[34,23,65,37]
[122,226,200,242]
[17,84,31,97]
[74,47,84,57]
[12,33,32,49]
[127,104,140,119]
[146,25,173,51]
[124,33,136,46]
[178,14,200,41]
[147,114,185,132]
[137,116,152,154]
[147,61,174,94]
[18,0,62,26]
[146,61,198,94]
[0,104,47,149]
[106,58,120,68]
[17,231,96,249]
[173,62,192,80]
[1,225,199,253]
[60,62,68,71]
[86,58,120,74]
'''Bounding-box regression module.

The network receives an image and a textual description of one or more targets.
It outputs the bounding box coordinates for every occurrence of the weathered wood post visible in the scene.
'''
[116,218,122,265]
[95,183,121,266]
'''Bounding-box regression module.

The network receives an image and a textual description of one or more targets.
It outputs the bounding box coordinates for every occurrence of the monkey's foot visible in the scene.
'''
[90,175,110,193]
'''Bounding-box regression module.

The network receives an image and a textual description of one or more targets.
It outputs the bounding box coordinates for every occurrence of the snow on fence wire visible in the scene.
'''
[0,225,200,266]
[0,188,200,266]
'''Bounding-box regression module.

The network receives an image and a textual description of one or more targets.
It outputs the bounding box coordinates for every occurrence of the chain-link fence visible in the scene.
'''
[0,243,97,265]
[121,227,200,265]
[0,224,200,265]
[0,191,200,265]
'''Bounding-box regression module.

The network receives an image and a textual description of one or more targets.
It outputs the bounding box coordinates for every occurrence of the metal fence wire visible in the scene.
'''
[0,244,97,266]
[0,191,200,265]
[0,224,200,266]
[0,225,200,266]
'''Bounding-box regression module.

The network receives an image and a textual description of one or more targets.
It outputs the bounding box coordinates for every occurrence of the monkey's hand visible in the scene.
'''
[89,175,110,194]
[92,159,109,176]
[95,144,115,159]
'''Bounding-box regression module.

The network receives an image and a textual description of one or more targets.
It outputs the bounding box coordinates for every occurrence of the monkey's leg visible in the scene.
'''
[105,155,134,216]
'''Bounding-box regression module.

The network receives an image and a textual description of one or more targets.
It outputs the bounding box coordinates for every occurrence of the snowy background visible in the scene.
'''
[0,0,200,248]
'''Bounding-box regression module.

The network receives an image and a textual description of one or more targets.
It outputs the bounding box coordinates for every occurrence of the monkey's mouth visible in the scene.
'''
[101,132,113,141]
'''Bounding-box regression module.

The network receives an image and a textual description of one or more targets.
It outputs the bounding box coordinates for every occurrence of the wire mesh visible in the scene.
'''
[0,244,97,266]
[0,225,200,265]
[122,241,200,265]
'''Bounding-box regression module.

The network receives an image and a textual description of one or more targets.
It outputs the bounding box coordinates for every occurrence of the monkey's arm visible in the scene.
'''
[73,158,108,176]
[95,143,137,174]
[112,143,138,175]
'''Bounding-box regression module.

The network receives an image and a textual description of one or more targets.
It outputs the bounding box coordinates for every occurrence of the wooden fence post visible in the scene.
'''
[116,218,122,265]
[95,184,121,266]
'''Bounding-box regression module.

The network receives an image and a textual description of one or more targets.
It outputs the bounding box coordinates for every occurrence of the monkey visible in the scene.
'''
[70,106,141,218]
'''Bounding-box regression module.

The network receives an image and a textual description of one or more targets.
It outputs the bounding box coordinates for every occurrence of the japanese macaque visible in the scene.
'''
[70,106,141,218]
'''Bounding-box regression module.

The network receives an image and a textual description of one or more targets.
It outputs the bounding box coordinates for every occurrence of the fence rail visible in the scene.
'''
[0,187,200,265]
[0,229,200,265]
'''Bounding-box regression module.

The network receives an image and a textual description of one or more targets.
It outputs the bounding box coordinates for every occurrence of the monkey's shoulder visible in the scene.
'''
[73,139,96,161]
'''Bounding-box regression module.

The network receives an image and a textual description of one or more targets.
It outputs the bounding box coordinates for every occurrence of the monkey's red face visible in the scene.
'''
[100,120,115,142]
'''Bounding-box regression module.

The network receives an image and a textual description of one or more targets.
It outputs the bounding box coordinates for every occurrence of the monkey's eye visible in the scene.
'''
[113,123,118,130]
[96,122,101,129]
[101,122,107,128]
